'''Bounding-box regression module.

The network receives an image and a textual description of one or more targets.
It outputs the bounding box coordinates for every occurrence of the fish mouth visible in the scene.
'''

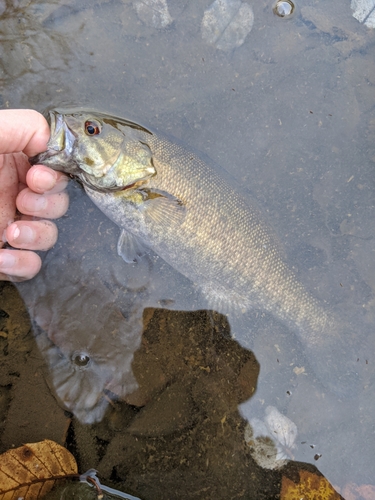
[48,111,75,156]
[29,110,78,174]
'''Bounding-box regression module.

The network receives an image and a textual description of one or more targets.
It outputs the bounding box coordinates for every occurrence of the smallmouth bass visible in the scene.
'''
[31,109,360,395]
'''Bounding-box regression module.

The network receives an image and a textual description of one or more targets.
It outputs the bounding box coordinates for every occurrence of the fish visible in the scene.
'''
[30,108,361,395]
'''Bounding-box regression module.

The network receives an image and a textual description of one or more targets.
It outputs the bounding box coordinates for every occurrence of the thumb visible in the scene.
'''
[0,109,50,157]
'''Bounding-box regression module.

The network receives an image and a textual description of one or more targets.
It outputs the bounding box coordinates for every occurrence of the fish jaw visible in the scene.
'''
[29,110,79,174]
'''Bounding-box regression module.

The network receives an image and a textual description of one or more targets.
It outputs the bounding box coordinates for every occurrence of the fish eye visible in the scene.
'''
[85,120,101,136]
[72,352,91,367]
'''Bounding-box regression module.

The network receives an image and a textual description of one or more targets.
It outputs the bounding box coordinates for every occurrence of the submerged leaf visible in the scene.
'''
[281,469,343,500]
[0,439,77,499]
[351,0,375,28]
[133,0,172,29]
[246,406,298,469]
[202,0,254,51]
[264,406,298,450]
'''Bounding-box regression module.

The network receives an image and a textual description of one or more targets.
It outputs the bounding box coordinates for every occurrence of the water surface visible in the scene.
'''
[0,0,375,497]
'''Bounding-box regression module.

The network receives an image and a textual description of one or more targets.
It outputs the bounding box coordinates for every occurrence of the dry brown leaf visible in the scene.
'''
[281,469,343,500]
[0,439,77,499]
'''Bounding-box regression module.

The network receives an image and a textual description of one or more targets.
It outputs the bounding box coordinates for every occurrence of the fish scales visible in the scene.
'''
[88,129,331,346]
[30,109,360,395]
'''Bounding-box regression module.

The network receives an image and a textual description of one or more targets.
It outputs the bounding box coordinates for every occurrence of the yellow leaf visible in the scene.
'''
[281,469,343,500]
[0,439,78,499]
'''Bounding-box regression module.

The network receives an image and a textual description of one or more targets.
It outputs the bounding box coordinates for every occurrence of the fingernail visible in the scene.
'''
[32,169,57,191]
[0,252,17,269]
[45,175,69,194]
[11,225,35,244]
[22,194,47,212]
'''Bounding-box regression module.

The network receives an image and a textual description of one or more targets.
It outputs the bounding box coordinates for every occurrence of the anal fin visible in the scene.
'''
[200,283,250,315]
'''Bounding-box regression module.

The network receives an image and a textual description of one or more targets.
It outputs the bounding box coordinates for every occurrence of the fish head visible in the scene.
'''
[30,108,156,191]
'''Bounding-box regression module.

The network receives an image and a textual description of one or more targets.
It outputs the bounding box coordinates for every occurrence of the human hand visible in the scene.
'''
[0,109,69,281]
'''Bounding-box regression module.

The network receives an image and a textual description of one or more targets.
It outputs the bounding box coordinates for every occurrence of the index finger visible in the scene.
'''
[26,165,69,194]
[0,154,19,247]
[0,109,50,157]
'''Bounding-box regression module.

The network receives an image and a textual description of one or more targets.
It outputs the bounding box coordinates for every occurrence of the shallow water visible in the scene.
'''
[1,0,375,497]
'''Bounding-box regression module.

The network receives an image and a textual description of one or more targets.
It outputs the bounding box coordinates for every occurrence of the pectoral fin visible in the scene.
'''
[117,229,146,263]
[140,189,186,229]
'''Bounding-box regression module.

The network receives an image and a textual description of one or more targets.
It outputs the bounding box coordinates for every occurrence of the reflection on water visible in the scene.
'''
[23,261,142,424]
[1,0,375,497]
